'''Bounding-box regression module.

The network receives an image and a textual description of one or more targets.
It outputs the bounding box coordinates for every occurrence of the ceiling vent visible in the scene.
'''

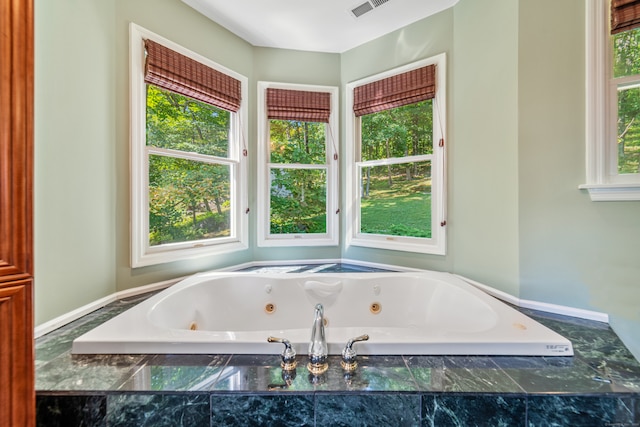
[349,0,391,18]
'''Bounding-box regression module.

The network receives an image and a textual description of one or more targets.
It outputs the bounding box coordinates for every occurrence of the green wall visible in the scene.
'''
[450,0,521,295]
[35,0,117,323]
[34,0,640,359]
[518,0,640,358]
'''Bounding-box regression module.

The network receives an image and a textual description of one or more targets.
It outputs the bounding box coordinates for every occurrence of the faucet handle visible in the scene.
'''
[267,336,297,371]
[341,334,369,372]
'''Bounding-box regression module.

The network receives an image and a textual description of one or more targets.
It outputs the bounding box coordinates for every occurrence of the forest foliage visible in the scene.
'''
[146,85,232,246]
[268,120,328,234]
[145,85,437,243]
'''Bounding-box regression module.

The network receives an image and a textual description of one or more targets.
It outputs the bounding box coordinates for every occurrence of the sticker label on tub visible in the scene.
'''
[546,344,571,353]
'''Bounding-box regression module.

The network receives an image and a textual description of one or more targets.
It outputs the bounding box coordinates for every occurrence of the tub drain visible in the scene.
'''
[189,322,197,331]
[370,302,382,314]
[265,303,276,314]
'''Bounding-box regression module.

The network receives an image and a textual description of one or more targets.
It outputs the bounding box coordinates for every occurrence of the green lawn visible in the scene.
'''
[360,176,432,238]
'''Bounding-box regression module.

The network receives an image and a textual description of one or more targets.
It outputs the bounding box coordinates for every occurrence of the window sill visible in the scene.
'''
[579,183,640,201]
[132,240,248,268]
[349,235,445,255]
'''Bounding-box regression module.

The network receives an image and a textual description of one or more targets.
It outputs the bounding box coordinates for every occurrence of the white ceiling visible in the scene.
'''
[182,0,459,53]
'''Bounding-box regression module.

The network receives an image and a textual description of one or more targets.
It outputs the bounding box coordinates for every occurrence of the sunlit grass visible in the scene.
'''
[360,176,432,238]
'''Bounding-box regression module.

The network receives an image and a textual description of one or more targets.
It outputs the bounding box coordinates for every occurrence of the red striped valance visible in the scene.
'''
[611,0,640,34]
[266,88,331,123]
[144,39,241,112]
[353,65,436,117]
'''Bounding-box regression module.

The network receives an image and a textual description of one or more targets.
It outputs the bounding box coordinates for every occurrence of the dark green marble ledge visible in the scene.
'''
[35,393,640,427]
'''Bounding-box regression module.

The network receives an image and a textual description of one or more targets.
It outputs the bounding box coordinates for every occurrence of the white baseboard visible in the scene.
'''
[34,277,183,338]
[455,274,609,323]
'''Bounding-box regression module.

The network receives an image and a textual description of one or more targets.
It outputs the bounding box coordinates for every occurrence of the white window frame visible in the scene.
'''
[129,23,248,267]
[345,54,447,255]
[256,81,339,247]
[581,0,640,201]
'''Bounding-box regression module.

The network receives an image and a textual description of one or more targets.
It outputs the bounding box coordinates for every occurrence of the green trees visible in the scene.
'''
[146,85,232,245]
[145,86,436,242]
[268,120,327,234]
[361,100,433,162]
[613,27,640,174]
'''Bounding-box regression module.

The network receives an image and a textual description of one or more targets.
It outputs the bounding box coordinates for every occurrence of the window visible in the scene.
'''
[582,0,640,200]
[346,54,447,254]
[130,24,248,267]
[257,82,339,246]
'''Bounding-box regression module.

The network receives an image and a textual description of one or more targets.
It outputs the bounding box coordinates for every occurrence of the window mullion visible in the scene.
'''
[613,74,640,87]
[268,163,327,170]
[146,146,237,166]
[357,154,433,168]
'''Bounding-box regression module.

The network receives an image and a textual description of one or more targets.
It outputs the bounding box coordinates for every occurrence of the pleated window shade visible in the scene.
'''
[266,88,331,123]
[144,39,241,112]
[353,64,436,117]
[611,0,640,34]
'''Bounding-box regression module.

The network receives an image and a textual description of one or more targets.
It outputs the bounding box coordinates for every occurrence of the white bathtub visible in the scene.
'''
[72,270,573,356]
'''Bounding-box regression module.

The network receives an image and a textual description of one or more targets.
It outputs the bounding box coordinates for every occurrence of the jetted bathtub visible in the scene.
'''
[72,270,573,356]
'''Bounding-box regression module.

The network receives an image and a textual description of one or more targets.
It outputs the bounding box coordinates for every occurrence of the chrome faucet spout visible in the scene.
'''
[308,303,328,375]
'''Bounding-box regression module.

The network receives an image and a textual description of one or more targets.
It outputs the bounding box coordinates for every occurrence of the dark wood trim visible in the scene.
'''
[0,280,34,426]
[0,0,35,425]
[0,0,34,283]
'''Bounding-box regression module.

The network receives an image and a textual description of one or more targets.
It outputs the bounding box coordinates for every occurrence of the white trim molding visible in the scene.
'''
[582,0,640,201]
[456,275,609,324]
[578,183,640,201]
[256,81,340,247]
[129,24,249,266]
[345,53,447,255]
[34,277,183,338]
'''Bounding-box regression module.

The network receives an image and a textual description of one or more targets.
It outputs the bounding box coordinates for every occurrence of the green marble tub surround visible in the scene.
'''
[315,394,421,426]
[34,264,640,425]
[36,353,148,391]
[422,395,527,427]
[107,394,210,427]
[210,394,315,426]
[526,395,637,427]
[406,355,526,393]
[521,307,640,393]
[491,355,633,394]
[36,395,107,427]
[118,354,230,392]
[35,292,153,368]
[210,354,316,392]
